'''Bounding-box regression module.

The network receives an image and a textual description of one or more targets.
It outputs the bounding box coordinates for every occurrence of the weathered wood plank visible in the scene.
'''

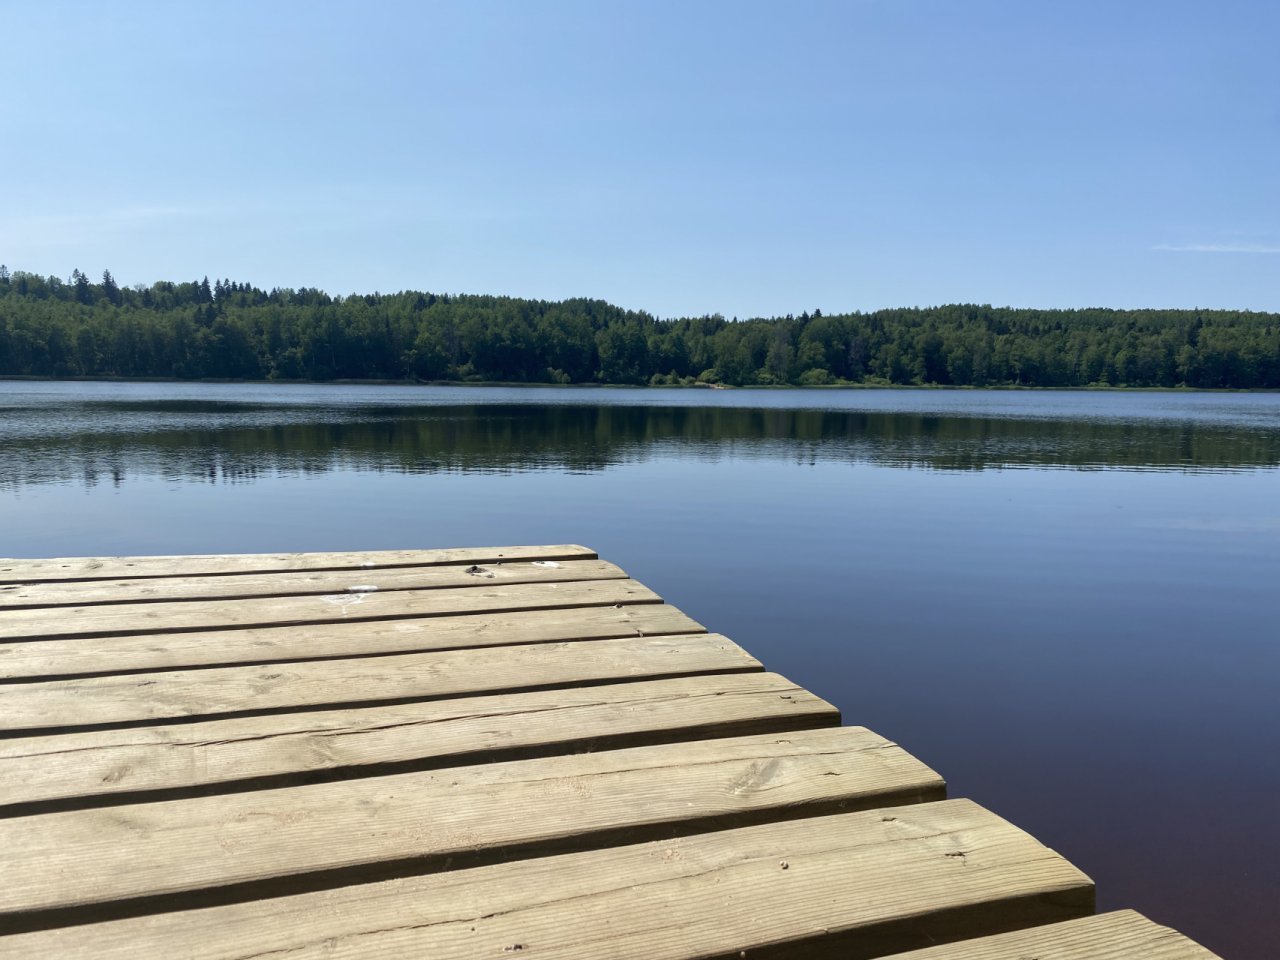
[0,672,839,814]
[0,559,625,609]
[0,800,1092,957]
[0,727,947,930]
[883,910,1222,960]
[0,603,706,681]
[0,634,760,735]
[0,544,596,584]
[0,558,624,620]
[0,577,661,642]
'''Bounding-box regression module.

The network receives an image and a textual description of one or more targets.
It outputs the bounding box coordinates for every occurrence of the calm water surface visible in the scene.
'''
[2,381,1277,958]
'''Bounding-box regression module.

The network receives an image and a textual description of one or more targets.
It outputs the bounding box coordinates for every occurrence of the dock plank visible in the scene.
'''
[0,672,839,814]
[882,910,1222,960]
[0,727,946,930]
[0,603,706,681]
[0,800,1092,958]
[0,559,626,609]
[0,545,596,584]
[0,577,661,641]
[0,634,761,734]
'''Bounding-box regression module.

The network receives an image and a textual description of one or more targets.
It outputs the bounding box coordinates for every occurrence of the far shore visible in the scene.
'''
[0,375,1275,394]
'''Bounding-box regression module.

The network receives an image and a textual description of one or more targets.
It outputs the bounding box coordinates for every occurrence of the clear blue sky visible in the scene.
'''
[2,0,1277,318]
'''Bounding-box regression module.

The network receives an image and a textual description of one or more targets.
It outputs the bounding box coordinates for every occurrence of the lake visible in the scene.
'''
[2,380,1277,958]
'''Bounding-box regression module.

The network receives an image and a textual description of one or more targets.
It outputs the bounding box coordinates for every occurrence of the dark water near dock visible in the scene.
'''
[2,382,1277,958]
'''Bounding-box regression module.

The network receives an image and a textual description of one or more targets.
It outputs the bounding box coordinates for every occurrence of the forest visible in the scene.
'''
[1,266,1278,388]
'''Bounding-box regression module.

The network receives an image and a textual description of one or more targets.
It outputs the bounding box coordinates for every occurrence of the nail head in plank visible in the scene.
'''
[0,672,839,814]
[0,799,1092,959]
[0,726,946,928]
[0,545,597,584]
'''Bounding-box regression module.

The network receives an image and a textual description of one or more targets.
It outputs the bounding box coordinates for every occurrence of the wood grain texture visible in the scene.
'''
[882,910,1222,960]
[0,800,1091,959]
[0,672,839,813]
[0,727,947,929]
[0,603,705,681]
[0,545,596,584]
[0,577,662,642]
[0,559,627,609]
[0,634,761,734]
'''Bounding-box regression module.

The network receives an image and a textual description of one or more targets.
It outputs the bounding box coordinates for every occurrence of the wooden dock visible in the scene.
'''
[0,544,1220,958]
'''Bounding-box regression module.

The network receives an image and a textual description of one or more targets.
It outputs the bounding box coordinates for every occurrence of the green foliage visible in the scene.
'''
[0,268,1277,388]
[797,367,835,386]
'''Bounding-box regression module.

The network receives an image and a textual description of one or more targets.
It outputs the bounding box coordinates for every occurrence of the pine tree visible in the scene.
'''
[101,269,121,306]
[71,269,93,304]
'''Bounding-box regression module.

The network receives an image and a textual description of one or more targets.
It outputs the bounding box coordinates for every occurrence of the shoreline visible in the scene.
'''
[0,375,1275,394]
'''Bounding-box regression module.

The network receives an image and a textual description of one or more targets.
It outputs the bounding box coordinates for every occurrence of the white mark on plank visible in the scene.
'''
[347,585,379,593]
[532,560,561,568]
[321,594,366,615]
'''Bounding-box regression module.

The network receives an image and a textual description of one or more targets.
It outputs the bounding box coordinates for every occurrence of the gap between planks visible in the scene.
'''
[0,602,707,682]
[0,577,663,642]
[0,672,840,816]
[0,726,947,933]
[0,633,761,737]
[0,800,1094,959]
[0,558,626,610]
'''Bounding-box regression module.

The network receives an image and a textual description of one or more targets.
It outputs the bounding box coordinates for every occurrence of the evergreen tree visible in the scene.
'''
[101,269,121,306]
[71,268,92,304]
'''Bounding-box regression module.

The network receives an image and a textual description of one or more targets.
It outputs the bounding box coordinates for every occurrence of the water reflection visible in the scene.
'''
[2,399,1279,489]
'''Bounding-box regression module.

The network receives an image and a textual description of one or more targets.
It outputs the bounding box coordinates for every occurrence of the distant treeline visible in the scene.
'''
[1,266,1278,388]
